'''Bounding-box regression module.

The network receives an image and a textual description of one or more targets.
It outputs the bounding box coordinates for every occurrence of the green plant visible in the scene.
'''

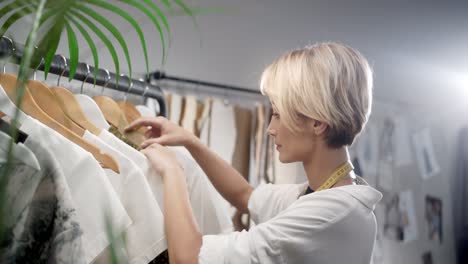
[0,0,194,262]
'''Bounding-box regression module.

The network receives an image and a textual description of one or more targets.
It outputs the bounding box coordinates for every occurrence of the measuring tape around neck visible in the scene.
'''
[315,161,354,192]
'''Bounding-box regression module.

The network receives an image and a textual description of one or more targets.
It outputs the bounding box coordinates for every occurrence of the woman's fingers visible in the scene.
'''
[141,136,170,148]
[125,116,166,132]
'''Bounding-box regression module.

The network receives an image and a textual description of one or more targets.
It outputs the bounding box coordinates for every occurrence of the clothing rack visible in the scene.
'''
[0,36,167,117]
[149,71,267,106]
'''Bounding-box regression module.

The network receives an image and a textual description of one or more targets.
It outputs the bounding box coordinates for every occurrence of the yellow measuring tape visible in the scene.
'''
[315,161,354,192]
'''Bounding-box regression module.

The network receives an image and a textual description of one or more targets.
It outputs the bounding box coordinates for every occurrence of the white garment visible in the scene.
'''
[75,94,111,130]
[98,129,233,235]
[181,95,197,134]
[144,97,160,116]
[83,131,167,263]
[19,117,132,264]
[209,100,236,163]
[136,105,156,117]
[169,93,183,125]
[207,100,236,217]
[199,181,383,264]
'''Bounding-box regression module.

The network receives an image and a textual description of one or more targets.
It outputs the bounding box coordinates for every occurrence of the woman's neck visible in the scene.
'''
[303,145,351,191]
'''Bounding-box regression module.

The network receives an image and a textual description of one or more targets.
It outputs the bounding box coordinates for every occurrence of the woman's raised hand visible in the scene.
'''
[125,116,197,148]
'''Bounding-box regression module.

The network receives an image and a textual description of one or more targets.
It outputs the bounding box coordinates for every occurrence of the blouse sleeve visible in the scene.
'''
[198,225,283,264]
[247,183,306,224]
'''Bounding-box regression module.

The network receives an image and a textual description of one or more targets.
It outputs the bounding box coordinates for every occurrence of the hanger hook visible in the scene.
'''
[33,57,44,80]
[56,54,68,86]
[138,78,149,104]
[100,69,111,94]
[1,36,15,73]
[121,74,133,102]
[80,63,90,94]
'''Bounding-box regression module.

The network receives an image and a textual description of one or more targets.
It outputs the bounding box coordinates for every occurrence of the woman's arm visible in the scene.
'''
[185,137,253,213]
[126,117,254,212]
[142,143,202,264]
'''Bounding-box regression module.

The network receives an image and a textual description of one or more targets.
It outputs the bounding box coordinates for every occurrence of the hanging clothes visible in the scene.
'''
[96,129,233,233]
[232,106,253,180]
[0,131,86,263]
[18,116,132,264]
[181,95,198,134]
[83,131,167,263]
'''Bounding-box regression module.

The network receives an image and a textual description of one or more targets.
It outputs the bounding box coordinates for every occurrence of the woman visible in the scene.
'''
[125,42,382,264]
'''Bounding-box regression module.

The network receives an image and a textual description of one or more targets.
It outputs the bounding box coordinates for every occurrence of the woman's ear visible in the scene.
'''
[311,120,328,136]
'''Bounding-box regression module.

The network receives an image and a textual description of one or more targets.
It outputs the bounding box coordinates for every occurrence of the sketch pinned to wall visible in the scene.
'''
[380,118,396,162]
[356,124,379,179]
[422,251,433,264]
[384,194,403,241]
[378,161,395,191]
[393,117,414,167]
[412,128,440,180]
[425,195,443,244]
[384,191,418,242]
[398,190,418,242]
[375,118,397,191]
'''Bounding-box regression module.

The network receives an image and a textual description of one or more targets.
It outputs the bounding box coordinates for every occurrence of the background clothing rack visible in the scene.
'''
[0,36,167,117]
[149,71,267,106]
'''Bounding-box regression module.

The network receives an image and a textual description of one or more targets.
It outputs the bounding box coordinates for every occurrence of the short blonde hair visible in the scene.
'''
[261,42,373,148]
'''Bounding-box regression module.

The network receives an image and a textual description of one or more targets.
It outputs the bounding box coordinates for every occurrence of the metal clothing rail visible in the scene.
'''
[0,36,167,117]
[149,70,262,96]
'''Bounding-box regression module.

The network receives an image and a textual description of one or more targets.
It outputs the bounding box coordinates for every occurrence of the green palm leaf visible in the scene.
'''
[68,12,121,83]
[71,5,132,79]
[68,19,99,85]
[0,5,35,37]
[82,0,150,78]
[65,22,79,81]
[115,0,168,64]
[139,0,170,39]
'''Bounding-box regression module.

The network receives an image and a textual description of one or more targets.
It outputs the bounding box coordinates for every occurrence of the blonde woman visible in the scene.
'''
[126,42,382,264]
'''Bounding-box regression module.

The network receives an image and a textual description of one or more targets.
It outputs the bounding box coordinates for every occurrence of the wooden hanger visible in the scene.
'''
[117,100,149,136]
[94,95,145,146]
[117,101,141,124]
[51,86,102,135]
[0,73,120,173]
[26,80,85,136]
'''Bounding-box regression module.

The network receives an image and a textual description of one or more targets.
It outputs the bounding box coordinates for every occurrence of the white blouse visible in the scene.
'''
[199,180,383,264]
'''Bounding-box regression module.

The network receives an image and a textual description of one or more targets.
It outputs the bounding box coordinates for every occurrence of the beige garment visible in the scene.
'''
[194,100,205,137]
[254,105,266,185]
[231,106,252,180]
[169,93,184,125]
[231,106,254,231]
[181,95,198,134]
[198,98,212,145]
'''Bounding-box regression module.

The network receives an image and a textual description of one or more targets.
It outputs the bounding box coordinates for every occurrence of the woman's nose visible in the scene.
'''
[267,126,277,137]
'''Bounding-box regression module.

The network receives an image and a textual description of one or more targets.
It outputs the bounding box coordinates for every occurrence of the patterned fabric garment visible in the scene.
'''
[108,124,141,150]
[0,132,85,263]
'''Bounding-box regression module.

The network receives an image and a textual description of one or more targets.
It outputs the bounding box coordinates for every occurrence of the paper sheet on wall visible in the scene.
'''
[383,190,418,243]
[356,125,379,177]
[377,161,394,191]
[393,117,414,167]
[411,128,440,180]
[399,190,418,243]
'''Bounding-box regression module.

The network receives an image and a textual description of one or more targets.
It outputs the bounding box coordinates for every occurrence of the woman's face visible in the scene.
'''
[267,105,325,163]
